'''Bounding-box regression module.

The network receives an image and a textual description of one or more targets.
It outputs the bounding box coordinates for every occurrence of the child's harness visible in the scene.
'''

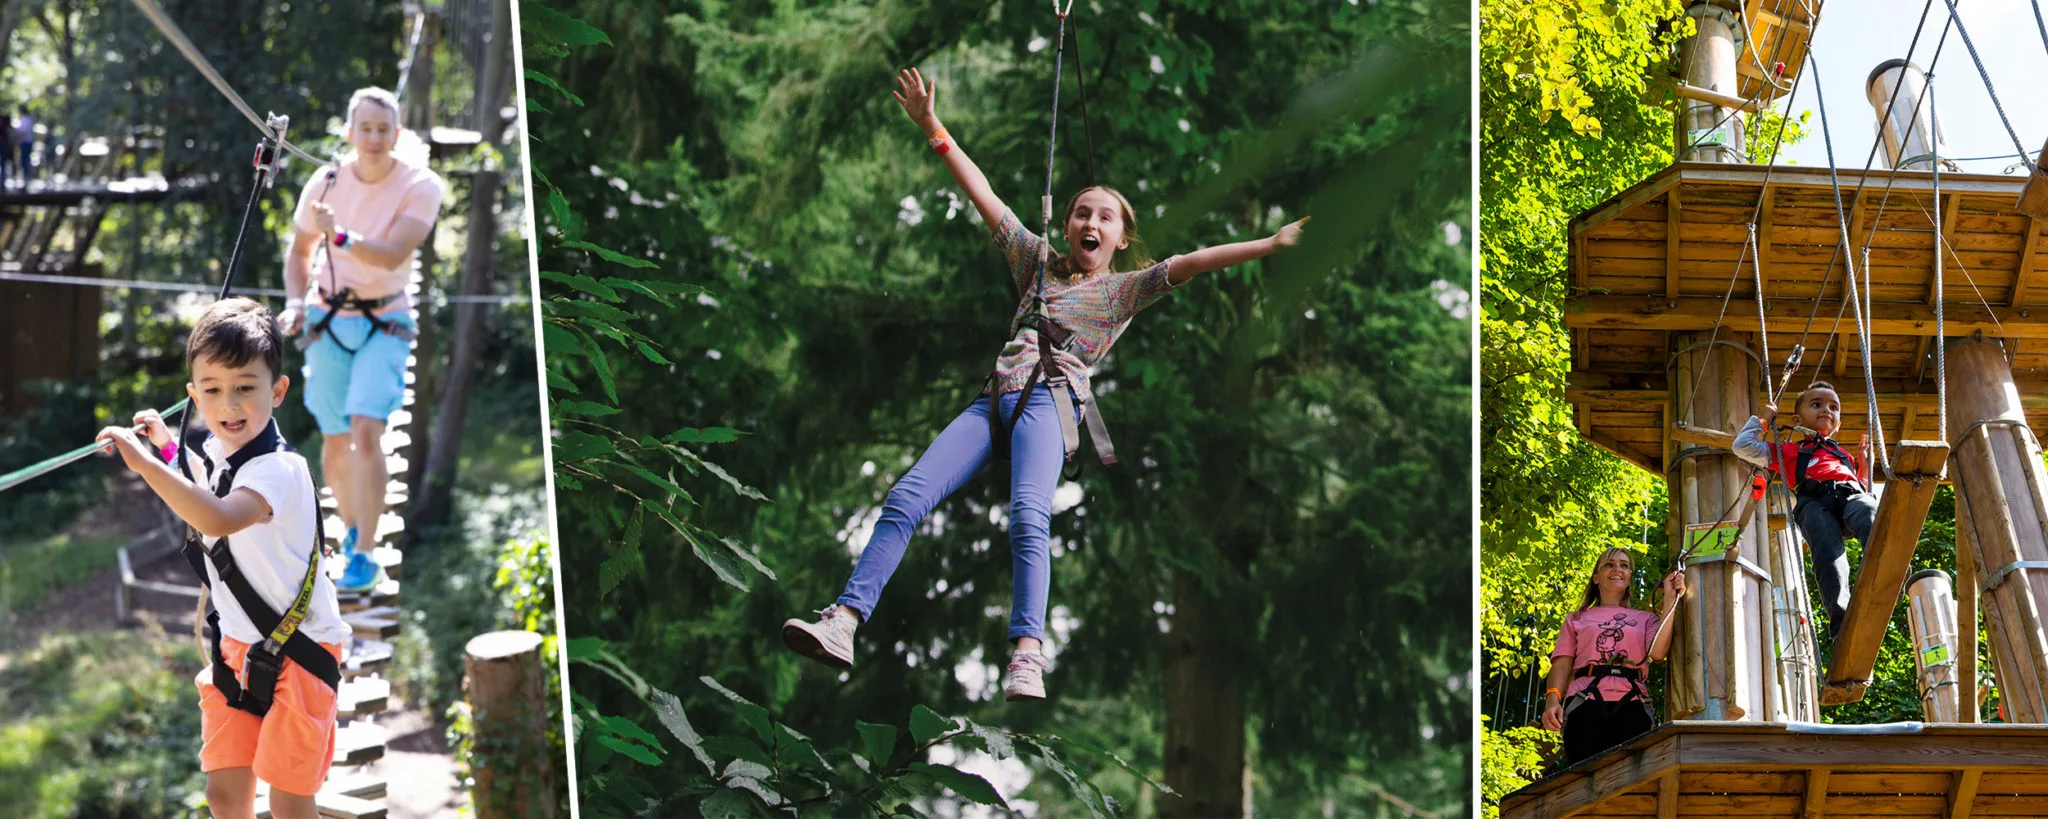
[1786,435,1868,491]
[985,306,1118,474]
[295,166,417,354]
[175,420,339,717]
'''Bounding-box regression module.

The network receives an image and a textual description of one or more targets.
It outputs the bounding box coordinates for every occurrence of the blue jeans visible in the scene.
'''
[836,386,1073,641]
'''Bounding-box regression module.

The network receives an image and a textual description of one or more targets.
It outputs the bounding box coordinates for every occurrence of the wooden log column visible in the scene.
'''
[466,630,559,819]
[1943,338,2048,722]
[1666,331,1778,720]
[1906,569,1962,722]
[1767,480,1820,722]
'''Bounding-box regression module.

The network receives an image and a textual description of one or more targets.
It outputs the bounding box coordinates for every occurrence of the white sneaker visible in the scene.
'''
[782,606,859,669]
[1003,650,1055,701]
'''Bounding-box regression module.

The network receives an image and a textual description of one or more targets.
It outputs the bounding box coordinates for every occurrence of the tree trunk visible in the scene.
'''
[1162,571,1250,818]
[0,1,24,91]
[401,10,442,499]
[412,0,510,528]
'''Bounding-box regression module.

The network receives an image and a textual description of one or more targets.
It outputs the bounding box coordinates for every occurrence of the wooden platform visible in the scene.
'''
[1499,721,2048,819]
[1565,162,2042,475]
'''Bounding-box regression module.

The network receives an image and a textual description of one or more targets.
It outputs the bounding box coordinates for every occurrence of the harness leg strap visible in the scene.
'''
[1082,397,1117,465]
[1048,378,1082,461]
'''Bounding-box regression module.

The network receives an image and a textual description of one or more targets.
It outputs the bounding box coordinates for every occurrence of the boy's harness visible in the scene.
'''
[174,419,339,717]
[985,305,1118,475]
[1776,433,1869,492]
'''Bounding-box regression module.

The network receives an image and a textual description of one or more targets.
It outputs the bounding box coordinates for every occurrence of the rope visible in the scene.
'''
[393,8,429,105]
[128,0,330,168]
[2035,0,2048,62]
[0,271,526,304]
[1032,0,1077,308]
[1810,53,1892,479]
[1792,0,1942,356]
[1935,0,2042,178]
[0,399,192,493]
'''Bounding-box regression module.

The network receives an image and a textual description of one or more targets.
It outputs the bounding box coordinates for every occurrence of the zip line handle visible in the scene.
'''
[1051,0,1075,18]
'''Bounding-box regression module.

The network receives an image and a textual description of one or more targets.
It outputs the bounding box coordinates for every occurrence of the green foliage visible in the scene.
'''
[0,630,208,817]
[531,0,1469,813]
[1479,720,1552,819]
[568,637,1167,817]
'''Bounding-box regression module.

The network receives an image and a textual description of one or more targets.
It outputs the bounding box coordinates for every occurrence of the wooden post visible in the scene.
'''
[1768,479,1820,721]
[1959,512,1982,722]
[1667,331,1774,720]
[1906,569,1961,722]
[1943,338,2048,722]
[465,630,557,819]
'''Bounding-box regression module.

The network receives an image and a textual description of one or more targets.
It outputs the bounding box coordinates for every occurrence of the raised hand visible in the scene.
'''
[892,68,939,133]
[1273,216,1310,248]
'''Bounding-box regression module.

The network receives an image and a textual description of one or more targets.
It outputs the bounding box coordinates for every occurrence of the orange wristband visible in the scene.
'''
[927,127,952,155]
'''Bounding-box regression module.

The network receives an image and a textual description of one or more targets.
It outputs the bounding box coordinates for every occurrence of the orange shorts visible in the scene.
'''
[196,636,345,796]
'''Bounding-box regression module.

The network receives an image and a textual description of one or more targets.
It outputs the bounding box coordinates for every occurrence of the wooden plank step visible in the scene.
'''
[323,512,406,543]
[337,677,390,720]
[336,722,386,766]
[255,791,386,819]
[320,489,410,512]
[1822,439,1951,705]
[343,608,401,640]
[337,578,400,611]
[343,638,394,678]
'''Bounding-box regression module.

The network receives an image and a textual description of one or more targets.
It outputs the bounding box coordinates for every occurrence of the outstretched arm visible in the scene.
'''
[895,68,1012,230]
[1165,217,1309,285]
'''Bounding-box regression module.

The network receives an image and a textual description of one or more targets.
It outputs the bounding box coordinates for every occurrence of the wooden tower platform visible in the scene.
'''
[1566,162,2044,466]
[1500,721,2048,819]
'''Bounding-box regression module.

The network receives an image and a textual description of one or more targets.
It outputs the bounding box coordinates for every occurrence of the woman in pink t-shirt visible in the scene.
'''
[1540,548,1684,765]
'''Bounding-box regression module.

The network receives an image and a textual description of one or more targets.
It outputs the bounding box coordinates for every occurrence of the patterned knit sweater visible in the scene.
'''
[986,208,1183,404]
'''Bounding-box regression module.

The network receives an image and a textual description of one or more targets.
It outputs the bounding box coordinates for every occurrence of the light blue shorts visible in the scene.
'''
[302,307,413,436]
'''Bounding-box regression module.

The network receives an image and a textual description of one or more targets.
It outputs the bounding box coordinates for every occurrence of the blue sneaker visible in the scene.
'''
[336,529,380,593]
[341,527,360,556]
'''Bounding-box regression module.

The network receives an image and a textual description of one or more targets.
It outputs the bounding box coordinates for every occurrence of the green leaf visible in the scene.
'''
[1021,743,1113,819]
[540,270,622,301]
[700,676,774,740]
[552,430,614,462]
[906,763,1008,808]
[649,688,716,774]
[856,721,897,770]
[635,341,673,365]
[722,759,773,781]
[558,401,621,418]
[617,463,690,501]
[666,426,744,444]
[603,276,702,304]
[695,455,768,502]
[698,789,752,819]
[541,322,585,355]
[594,733,661,766]
[718,536,775,580]
[524,68,586,106]
[908,705,955,745]
[600,715,665,752]
[562,239,659,269]
[545,370,578,394]
[968,722,1014,761]
[519,3,612,47]
[598,550,639,598]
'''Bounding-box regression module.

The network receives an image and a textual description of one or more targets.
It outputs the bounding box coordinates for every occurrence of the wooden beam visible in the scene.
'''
[1948,767,1983,819]
[1936,192,1961,306]
[1803,768,1830,819]
[1834,333,1849,377]
[1657,769,1677,819]
[1958,516,1981,723]
[1671,423,1737,451]
[2019,135,2048,219]
[2011,216,2041,308]
[1822,440,1951,705]
[1571,171,1684,240]
[1677,162,2026,196]
[1757,185,1775,293]
[1901,405,1919,442]
[1565,295,2048,339]
[1913,335,1934,383]
[1668,188,1684,301]
[1514,735,1678,819]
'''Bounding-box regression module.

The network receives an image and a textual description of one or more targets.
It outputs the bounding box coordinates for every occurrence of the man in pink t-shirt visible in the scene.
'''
[278,87,444,592]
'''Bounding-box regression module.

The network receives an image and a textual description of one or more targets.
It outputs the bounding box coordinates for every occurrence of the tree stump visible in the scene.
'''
[464,630,557,819]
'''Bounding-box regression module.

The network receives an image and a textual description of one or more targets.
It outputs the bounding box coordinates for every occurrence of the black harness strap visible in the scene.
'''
[297,166,415,355]
[1568,663,1652,713]
[176,419,339,717]
[1793,436,1866,490]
